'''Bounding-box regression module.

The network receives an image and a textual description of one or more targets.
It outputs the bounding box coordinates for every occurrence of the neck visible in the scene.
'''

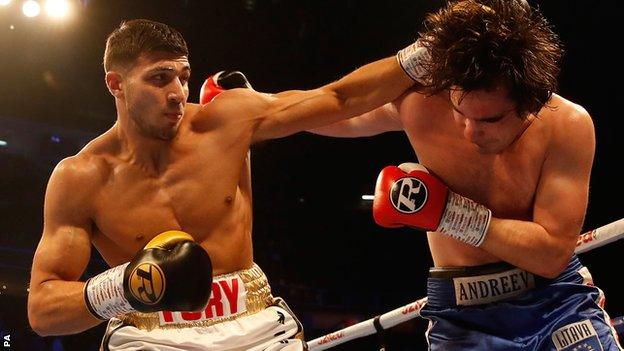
[500,114,536,155]
[514,114,536,142]
[114,113,172,174]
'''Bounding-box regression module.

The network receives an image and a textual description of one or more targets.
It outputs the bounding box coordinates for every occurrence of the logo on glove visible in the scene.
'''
[390,177,428,213]
[128,263,165,305]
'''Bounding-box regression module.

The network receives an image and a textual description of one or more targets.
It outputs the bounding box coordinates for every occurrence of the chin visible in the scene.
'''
[474,143,503,155]
[157,127,179,140]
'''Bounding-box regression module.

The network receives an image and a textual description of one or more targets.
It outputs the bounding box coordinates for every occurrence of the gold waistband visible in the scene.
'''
[118,263,274,331]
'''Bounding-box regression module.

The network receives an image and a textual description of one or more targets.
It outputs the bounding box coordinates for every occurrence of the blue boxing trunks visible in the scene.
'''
[420,255,622,350]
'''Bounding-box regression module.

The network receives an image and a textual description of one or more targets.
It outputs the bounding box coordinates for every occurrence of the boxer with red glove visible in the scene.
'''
[199,70,253,104]
[84,230,212,320]
[373,163,491,246]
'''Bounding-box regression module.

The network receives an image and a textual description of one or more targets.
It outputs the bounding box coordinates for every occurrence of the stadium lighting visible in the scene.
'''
[45,0,69,18]
[22,0,41,17]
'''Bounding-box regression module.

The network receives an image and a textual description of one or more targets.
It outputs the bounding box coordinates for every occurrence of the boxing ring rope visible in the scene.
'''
[307,217,624,350]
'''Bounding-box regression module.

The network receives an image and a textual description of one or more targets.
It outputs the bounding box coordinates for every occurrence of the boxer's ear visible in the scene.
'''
[106,71,124,98]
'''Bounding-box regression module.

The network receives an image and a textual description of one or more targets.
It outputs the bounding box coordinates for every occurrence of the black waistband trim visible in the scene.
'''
[429,261,515,279]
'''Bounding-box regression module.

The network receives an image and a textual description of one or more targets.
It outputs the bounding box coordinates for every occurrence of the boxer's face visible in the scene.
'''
[123,51,190,140]
[449,85,530,154]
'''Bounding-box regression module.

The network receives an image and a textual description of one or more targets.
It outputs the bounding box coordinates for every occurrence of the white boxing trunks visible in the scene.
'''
[100,264,305,351]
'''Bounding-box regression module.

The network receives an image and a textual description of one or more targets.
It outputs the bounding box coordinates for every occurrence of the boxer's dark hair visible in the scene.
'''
[419,0,563,116]
[103,19,188,72]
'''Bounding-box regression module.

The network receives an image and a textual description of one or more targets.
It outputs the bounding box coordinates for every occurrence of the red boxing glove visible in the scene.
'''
[373,163,448,230]
[199,71,253,105]
[200,72,225,104]
[373,163,491,246]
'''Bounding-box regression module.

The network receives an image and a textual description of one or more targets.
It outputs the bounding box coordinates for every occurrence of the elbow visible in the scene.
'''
[535,245,575,279]
[28,312,51,337]
[29,320,52,337]
[536,262,566,279]
[28,294,53,337]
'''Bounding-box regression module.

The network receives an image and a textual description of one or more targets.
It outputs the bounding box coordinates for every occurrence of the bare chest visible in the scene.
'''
[404,122,546,219]
[92,139,249,254]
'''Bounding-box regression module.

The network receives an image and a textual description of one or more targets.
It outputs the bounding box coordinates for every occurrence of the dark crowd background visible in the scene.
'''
[0,0,622,350]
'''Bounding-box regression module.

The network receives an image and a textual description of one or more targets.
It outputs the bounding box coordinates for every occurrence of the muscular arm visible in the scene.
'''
[251,56,413,141]
[307,102,403,137]
[479,109,595,278]
[28,157,102,336]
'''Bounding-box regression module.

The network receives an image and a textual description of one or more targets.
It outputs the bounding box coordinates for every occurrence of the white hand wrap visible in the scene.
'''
[84,262,134,320]
[397,39,431,84]
[436,192,492,247]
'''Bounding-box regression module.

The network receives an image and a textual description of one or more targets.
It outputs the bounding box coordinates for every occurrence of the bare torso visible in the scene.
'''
[82,103,254,274]
[398,91,567,267]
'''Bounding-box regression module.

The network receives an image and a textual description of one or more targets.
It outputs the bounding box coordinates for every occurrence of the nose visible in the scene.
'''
[167,79,187,104]
[463,119,482,142]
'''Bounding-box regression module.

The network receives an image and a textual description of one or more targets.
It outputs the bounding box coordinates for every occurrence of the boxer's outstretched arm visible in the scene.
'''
[28,157,102,336]
[479,106,595,278]
[257,88,401,137]
[308,102,403,137]
[251,56,414,142]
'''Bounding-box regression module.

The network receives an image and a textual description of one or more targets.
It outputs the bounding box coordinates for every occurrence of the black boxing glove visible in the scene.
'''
[84,230,213,319]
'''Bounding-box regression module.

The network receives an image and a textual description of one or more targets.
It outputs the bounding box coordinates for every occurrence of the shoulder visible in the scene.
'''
[43,153,104,222]
[188,89,271,132]
[397,89,449,112]
[540,95,595,167]
[395,89,425,114]
[44,130,120,221]
[396,89,450,129]
[48,137,112,196]
[49,154,107,194]
[543,94,595,148]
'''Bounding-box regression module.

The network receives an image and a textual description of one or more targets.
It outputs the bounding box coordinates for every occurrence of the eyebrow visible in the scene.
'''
[147,65,191,74]
[450,103,509,123]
